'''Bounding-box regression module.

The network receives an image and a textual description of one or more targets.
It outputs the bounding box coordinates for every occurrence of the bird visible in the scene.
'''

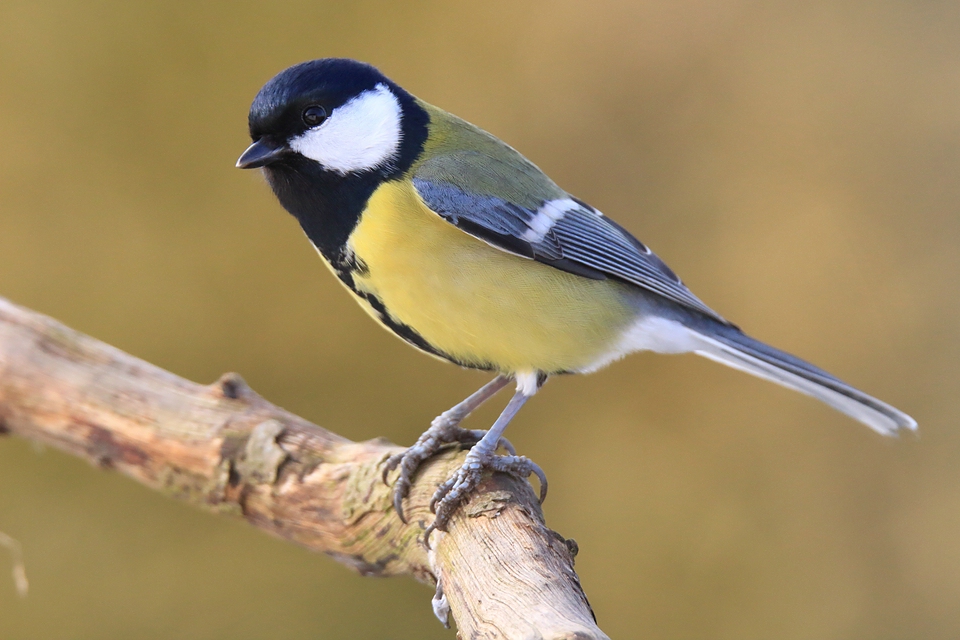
[237,58,916,537]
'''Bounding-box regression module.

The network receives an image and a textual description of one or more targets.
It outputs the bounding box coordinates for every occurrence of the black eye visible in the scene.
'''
[302,105,327,127]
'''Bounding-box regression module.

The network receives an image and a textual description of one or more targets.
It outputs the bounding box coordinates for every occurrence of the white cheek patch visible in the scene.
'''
[289,83,402,174]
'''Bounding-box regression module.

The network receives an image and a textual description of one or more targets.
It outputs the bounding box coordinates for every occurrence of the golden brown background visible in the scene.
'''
[0,1,955,638]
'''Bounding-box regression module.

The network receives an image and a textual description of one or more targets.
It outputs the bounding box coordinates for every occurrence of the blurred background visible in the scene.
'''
[0,0,956,638]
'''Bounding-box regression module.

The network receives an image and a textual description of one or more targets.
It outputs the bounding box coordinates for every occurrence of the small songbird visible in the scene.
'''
[237,58,916,536]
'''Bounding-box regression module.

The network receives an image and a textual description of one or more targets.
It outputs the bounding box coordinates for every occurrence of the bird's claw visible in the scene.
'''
[382,419,516,523]
[422,451,548,546]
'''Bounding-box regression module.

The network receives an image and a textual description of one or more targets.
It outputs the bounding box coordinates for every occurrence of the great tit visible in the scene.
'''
[237,58,916,535]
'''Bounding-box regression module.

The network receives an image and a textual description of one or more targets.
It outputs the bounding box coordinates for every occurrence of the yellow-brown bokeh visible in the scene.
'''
[1,1,956,638]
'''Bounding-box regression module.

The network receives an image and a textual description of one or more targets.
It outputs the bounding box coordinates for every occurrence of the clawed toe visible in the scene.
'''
[423,451,548,545]
[382,428,520,523]
[381,452,402,484]
[489,455,547,503]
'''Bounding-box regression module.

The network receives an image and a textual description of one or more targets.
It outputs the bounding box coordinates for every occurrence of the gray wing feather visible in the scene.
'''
[412,158,727,322]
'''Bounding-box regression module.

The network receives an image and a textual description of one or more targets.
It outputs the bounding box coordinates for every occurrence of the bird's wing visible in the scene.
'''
[412,151,726,322]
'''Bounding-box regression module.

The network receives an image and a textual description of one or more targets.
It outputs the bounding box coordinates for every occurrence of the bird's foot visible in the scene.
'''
[382,411,515,522]
[423,450,547,545]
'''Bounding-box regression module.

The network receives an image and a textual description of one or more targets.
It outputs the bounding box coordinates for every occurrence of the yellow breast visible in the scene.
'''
[345,180,637,374]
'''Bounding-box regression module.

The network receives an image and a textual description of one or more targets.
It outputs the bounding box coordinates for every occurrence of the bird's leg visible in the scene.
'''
[424,384,548,544]
[383,375,512,522]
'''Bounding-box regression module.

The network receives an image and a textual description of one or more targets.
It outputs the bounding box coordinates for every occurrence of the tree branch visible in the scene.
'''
[0,297,608,639]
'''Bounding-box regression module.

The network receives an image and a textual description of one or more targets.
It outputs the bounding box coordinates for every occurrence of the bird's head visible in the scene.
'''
[236,59,425,177]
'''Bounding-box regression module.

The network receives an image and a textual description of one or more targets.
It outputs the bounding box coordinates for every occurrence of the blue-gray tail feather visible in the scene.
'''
[686,321,916,435]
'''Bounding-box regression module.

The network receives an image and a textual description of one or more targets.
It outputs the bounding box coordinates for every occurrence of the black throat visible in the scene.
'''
[262,91,429,283]
[264,160,382,270]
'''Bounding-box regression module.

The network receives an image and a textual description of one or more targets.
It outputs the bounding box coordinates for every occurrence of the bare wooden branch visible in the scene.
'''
[0,297,608,639]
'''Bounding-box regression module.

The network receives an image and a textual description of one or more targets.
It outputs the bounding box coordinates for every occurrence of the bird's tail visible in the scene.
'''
[686,322,917,436]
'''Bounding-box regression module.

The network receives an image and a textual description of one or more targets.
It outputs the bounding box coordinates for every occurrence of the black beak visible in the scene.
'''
[236,138,289,169]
